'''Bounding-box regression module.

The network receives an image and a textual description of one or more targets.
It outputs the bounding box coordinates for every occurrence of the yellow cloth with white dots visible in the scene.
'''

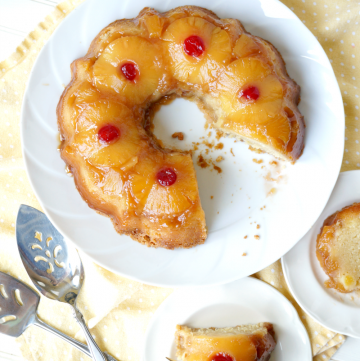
[0,0,355,360]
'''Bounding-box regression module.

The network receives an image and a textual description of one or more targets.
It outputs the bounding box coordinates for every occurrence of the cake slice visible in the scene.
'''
[316,202,360,293]
[175,323,276,361]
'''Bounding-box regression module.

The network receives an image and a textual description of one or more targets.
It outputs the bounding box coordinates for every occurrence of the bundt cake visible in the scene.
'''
[57,6,304,249]
[316,203,360,293]
[175,323,276,361]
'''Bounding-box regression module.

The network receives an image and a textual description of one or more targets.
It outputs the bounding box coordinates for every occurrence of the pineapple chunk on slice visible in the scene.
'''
[162,17,231,85]
[142,14,165,38]
[92,36,164,106]
[73,99,141,168]
[95,168,125,196]
[72,82,101,107]
[233,34,261,58]
[65,82,101,129]
[129,152,199,215]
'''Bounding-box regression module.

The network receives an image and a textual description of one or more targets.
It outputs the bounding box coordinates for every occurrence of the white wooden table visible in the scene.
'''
[0,1,358,360]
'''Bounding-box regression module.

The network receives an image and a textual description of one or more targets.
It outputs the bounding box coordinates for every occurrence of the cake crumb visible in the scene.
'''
[253,158,263,164]
[202,140,214,149]
[256,224,260,229]
[230,148,235,157]
[215,142,224,150]
[217,211,219,214]
[244,235,248,239]
[264,172,276,182]
[172,132,184,140]
[210,196,214,199]
[242,252,247,256]
[197,154,209,168]
[216,156,224,162]
[213,164,222,173]
[215,129,224,140]
[249,145,264,154]
[270,161,278,166]
[208,132,212,137]
[267,188,277,196]
[254,235,260,240]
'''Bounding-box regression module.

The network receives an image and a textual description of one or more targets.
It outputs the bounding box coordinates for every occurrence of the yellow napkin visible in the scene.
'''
[0,0,355,360]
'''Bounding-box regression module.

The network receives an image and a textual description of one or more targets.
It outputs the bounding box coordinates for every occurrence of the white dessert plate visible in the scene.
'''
[21,0,344,286]
[143,277,312,361]
[282,171,360,338]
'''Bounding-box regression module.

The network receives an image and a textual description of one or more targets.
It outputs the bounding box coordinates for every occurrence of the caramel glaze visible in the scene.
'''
[250,323,276,361]
[57,6,304,249]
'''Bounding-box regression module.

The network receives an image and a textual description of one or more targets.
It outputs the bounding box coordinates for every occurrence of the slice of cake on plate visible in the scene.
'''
[175,323,276,361]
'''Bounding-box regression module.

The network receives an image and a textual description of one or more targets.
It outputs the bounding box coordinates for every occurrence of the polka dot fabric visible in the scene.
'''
[0,0,352,360]
[285,0,359,171]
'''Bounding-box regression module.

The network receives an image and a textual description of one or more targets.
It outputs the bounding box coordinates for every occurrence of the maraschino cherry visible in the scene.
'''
[239,86,260,101]
[183,35,205,57]
[120,62,138,81]
[156,168,177,186]
[211,352,234,361]
[98,125,120,143]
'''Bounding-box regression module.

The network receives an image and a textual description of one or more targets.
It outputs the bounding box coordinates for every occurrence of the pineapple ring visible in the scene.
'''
[93,36,164,106]
[217,58,284,123]
[162,17,232,85]
[129,152,199,216]
[217,57,290,148]
[73,99,142,168]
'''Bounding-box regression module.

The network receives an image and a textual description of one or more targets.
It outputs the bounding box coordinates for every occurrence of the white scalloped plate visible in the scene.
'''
[143,277,312,361]
[21,0,344,286]
[282,171,360,338]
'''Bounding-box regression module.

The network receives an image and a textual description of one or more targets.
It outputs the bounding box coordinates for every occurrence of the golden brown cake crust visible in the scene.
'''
[57,6,304,249]
[316,203,360,293]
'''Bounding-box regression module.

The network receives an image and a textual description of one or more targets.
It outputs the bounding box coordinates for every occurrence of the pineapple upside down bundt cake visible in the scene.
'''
[57,6,305,250]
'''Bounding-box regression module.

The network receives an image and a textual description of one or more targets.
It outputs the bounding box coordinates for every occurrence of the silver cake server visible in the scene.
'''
[0,270,90,356]
[16,204,117,361]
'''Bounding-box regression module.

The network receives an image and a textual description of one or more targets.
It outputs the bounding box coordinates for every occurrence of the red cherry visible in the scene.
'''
[156,168,177,187]
[98,125,120,143]
[183,35,205,57]
[120,62,138,81]
[240,86,260,101]
[211,353,234,361]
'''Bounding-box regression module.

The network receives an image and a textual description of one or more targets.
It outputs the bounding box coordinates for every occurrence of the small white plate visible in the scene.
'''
[21,0,344,286]
[282,171,360,338]
[143,277,312,361]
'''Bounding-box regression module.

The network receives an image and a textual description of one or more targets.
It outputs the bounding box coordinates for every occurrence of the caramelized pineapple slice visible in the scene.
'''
[65,82,101,128]
[129,152,199,215]
[233,34,261,58]
[92,36,164,106]
[217,57,290,147]
[73,99,141,168]
[142,14,165,38]
[162,17,231,85]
